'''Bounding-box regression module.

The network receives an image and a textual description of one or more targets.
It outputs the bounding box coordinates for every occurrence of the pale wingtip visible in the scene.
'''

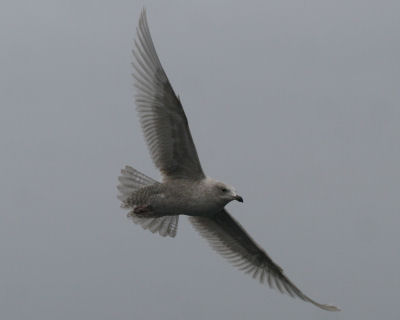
[140,7,147,23]
[322,305,340,312]
[300,289,341,311]
[312,302,341,312]
[327,305,341,312]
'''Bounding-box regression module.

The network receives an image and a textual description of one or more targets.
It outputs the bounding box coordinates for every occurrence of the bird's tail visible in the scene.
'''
[117,165,156,201]
[117,166,179,237]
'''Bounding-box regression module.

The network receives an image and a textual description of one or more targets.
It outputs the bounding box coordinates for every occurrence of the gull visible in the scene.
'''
[117,9,339,312]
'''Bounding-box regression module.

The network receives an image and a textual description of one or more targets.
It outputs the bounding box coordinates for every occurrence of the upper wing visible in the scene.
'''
[189,210,339,311]
[132,9,205,180]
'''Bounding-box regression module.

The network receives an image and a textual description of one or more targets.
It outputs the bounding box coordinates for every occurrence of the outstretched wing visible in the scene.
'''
[189,210,339,311]
[132,9,205,180]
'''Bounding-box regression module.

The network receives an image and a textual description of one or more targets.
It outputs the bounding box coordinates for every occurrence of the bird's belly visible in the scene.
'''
[152,194,220,217]
[182,202,221,217]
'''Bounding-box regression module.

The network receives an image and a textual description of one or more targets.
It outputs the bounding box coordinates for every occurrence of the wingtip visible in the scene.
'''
[311,301,341,312]
[325,305,341,312]
[324,306,341,312]
[140,7,147,24]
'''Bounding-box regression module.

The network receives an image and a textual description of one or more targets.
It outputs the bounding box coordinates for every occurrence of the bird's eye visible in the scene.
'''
[221,187,228,193]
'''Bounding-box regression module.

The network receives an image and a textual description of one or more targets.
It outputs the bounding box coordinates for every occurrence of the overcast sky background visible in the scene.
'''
[1,1,399,319]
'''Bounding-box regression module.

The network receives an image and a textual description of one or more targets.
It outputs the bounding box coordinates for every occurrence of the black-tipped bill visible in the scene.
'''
[235,195,244,203]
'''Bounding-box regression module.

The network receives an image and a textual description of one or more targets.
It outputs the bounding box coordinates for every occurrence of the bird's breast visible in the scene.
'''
[152,181,221,216]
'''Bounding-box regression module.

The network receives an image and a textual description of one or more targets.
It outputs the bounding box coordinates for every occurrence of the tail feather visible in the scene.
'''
[129,213,179,237]
[117,165,179,237]
[117,166,156,201]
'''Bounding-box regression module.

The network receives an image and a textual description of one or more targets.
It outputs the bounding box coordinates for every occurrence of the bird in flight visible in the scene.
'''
[117,9,339,312]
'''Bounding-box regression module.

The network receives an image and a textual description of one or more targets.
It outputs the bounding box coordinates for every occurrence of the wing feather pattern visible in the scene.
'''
[189,210,339,311]
[133,10,204,180]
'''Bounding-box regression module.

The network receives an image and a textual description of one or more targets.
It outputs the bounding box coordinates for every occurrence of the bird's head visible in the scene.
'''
[211,180,243,205]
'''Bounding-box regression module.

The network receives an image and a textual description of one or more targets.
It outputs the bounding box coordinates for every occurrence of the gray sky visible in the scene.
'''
[1,0,399,319]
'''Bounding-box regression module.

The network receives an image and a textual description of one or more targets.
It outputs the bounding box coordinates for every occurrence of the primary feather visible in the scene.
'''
[132,9,204,180]
[118,9,340,311]
[190,210,339,311]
